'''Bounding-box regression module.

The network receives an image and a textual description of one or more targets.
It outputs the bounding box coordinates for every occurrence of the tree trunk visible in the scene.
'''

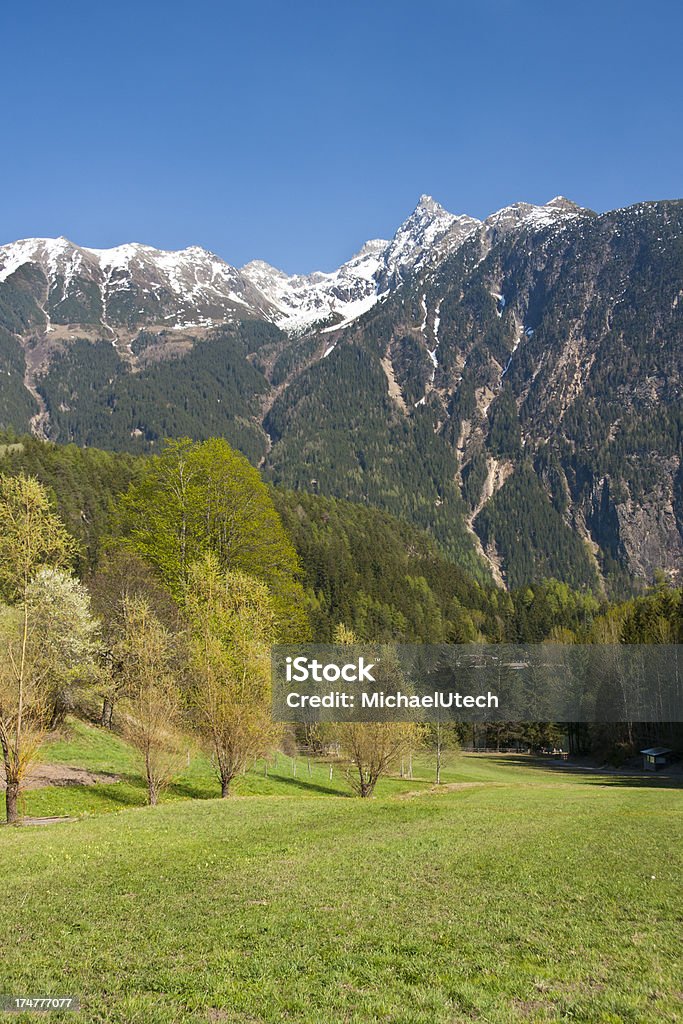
[359,775,375,798]
[221,777,231,798]
[146,753,157,805]
[436,721,442,785]
[101,696,114,729]
[6,780,19,824]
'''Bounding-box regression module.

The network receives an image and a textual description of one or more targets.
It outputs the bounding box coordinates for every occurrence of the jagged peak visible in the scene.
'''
[242,258,289,279]
[544,195,584,212]
[178,244,219,259]
[415,193,447,214]
[354,237,389,256]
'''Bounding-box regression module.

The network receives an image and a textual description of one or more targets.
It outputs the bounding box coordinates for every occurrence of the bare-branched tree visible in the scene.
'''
[115,596,184,806]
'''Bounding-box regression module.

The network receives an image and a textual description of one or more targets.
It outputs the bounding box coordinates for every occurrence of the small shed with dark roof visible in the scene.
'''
[640,747,672,771]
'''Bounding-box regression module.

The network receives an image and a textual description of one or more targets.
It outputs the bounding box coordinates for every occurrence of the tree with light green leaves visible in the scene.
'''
[117,437,310,640]
[333,625,422,798]
[114,595,185,806]
[24,568,100,727]
[186,552,280,797]
[0,474,76,823]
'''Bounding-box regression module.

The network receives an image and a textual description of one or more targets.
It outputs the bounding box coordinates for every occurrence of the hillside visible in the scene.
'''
[0,437,499,641]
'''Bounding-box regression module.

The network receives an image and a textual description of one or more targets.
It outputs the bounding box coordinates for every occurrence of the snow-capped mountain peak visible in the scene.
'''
[0,236,276,332]
[376,197,481,291]
[237,196,483,331]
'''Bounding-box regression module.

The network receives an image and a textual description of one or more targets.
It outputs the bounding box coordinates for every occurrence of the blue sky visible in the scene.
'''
[1,0,681,273]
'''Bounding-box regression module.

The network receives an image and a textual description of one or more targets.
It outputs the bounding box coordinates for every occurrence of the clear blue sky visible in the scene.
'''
[1,0,681,273]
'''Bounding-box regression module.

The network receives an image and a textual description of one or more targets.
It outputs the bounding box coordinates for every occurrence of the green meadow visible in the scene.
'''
[0,722,681,1024]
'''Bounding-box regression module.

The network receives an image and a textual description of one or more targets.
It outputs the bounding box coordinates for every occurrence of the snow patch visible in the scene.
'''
[501,324,526,380]
[433,298,442,342]
[491,291,505,317]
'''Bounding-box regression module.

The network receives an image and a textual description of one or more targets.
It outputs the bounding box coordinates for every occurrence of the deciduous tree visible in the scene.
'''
[333,626,420,798]
[116,438,309,639]
[88,547,180,728]
[114,596,184,806]
[24,568,100,727]
[186,553,279,797]
[0,474,74,823]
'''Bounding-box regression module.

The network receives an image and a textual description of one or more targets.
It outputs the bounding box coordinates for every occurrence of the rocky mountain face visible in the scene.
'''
[0,195,680,592]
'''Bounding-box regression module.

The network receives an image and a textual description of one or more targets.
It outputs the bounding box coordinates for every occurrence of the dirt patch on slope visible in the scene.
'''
[396,781,488,800]
[1,764,120,790]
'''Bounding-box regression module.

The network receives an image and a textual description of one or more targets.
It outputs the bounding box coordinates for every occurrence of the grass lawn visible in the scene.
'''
[0,722,681,1023]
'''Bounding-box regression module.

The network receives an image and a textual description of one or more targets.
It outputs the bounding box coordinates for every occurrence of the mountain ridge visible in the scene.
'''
[0,194,589,338]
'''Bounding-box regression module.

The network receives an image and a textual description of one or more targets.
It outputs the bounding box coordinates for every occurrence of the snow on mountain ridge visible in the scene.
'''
[0,235,276,332]
[484,196,584,235]
[375,197,481,292]
[240,197,484,329]
[0,195,588,335]
[241,237,390,331]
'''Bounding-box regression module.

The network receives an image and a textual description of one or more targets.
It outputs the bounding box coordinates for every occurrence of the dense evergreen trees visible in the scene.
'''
[0,331,37,432]
[0,437,140,574]
[37,330,269,461]
[476,463,599,590]
[273,488,492,641]
[264,343,485,578]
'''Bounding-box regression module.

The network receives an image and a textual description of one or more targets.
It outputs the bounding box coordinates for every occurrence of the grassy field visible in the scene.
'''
[0,722,681,1024]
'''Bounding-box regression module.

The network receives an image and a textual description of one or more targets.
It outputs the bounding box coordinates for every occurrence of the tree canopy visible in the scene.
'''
[116,437,310,638]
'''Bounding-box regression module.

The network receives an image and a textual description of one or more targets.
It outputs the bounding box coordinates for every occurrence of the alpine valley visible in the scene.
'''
[0,194,681,593]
